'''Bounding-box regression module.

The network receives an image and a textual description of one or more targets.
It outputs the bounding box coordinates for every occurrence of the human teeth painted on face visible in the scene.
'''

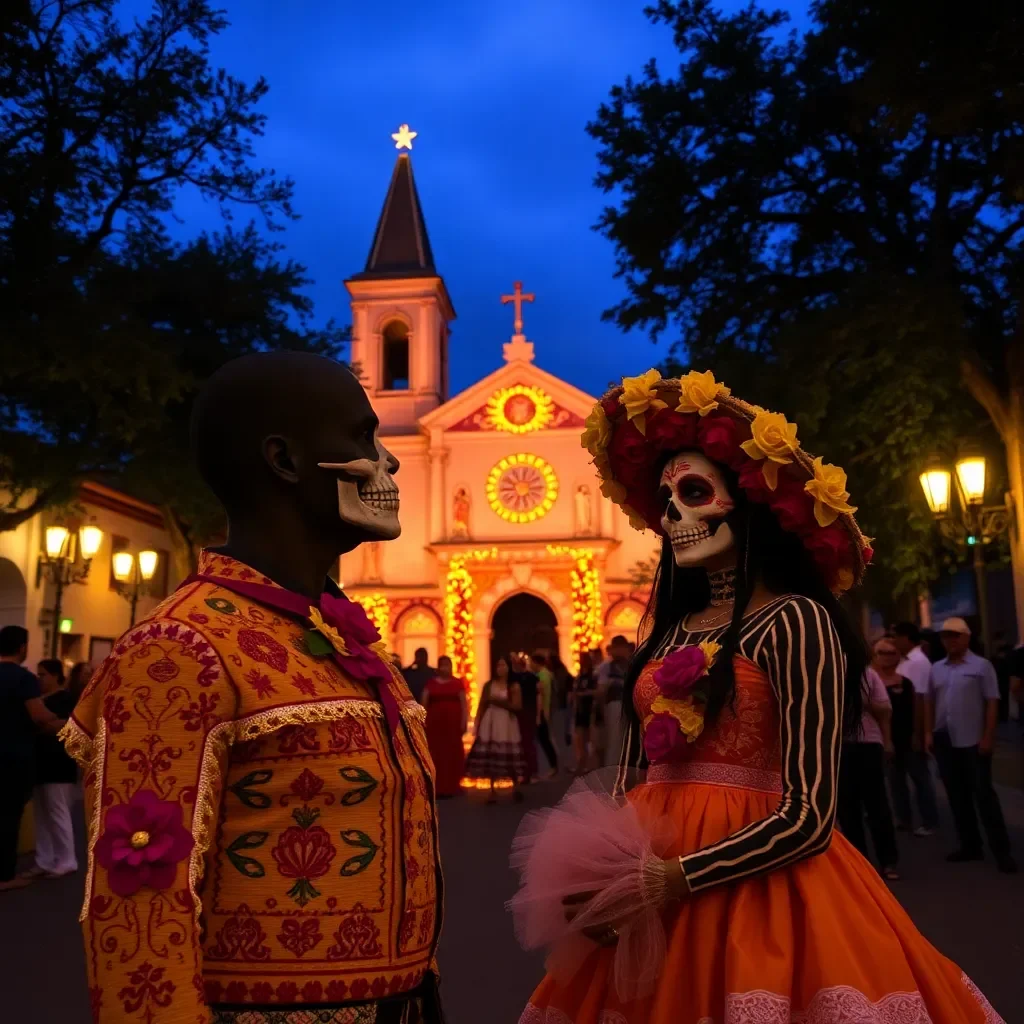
[318,435,401,540]
[658,451,736,567]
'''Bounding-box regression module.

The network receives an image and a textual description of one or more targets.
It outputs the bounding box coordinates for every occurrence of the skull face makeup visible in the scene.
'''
[659,451,736,567]
[318,435,401,540]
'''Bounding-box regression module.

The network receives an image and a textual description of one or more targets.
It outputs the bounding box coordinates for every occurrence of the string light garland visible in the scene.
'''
[547,545,603,674]
[444,548,497,717]
[353,593,390,645]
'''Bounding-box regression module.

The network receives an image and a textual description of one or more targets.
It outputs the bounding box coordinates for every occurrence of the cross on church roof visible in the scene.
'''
[501,280,536,363]
[501,281,534,336]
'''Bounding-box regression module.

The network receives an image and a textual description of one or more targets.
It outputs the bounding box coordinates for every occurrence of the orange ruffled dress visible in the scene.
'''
[521,597,1003,1024]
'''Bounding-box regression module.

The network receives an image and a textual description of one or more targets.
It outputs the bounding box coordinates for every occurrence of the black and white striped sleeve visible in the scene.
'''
[678,596,845,894]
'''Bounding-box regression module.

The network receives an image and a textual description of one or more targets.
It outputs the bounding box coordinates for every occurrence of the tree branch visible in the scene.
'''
[961,351,1009,441]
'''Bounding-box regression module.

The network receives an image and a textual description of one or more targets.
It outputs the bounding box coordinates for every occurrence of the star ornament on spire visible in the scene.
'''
[391,123,417,151]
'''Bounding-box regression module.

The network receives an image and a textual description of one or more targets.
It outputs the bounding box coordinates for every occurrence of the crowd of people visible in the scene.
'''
[837,617,1018,879]
[0,624,93,892]
[400,635,638,803]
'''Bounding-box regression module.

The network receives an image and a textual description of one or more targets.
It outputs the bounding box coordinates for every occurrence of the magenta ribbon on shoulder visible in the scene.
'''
[182,573,402,732]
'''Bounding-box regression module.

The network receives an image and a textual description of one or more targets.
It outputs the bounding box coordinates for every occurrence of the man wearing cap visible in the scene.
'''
[925,617,1017,873]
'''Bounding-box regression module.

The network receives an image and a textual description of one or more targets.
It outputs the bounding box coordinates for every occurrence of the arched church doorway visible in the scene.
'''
[0,557,27,629]
[490,593,558,676]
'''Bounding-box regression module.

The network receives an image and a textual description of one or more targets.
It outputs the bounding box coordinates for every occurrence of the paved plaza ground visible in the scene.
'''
[4,754,1023,1023]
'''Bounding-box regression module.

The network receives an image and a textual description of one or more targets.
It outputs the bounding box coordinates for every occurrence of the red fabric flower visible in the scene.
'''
[769,476,817,535]
[646,409,699,451]
[737,459,774,503]
[653,646,708,699]
[643,713,683,762]
[697,412,748,469]
[95,789,194,897]
[608,420,653,480]
[602,396,620,416]
[319,593,380,648]
[804,524,853,579]
[863,545,875,564]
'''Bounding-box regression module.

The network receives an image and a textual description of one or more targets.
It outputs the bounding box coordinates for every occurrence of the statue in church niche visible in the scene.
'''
[362,539,384,581]
[574,483,593,536]
[62,352,445,1024]
[452,486,471,539]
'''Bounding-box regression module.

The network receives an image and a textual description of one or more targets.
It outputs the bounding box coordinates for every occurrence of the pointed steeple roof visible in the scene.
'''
[351,152,436,280]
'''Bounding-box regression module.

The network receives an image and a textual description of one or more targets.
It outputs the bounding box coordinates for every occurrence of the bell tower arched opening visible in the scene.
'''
[382,320,410,391]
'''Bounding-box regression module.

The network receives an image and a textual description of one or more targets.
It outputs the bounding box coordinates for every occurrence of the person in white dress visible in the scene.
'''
[464,655,527,803]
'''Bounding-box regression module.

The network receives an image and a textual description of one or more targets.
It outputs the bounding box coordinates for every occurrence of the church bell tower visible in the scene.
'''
[345,125,455,434]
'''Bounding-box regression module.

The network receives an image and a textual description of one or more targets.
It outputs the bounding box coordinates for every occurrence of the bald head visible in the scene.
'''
[191,352,379,532]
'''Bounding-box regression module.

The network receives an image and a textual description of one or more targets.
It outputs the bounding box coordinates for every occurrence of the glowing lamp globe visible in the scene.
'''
[45,525,70,559]
[955,455,986,506]
[79,523,103,559]
[919,464,951,517]
[138,550,159,581]
[112,551,135,583]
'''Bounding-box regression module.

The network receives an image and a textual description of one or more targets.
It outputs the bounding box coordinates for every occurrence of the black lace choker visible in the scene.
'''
[708,568,737,606]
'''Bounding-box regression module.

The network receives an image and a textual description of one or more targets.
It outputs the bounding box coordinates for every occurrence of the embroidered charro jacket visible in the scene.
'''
[63,552,441,1024]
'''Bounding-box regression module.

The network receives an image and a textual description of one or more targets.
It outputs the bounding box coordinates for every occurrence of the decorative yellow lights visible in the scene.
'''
[391,123,417,150]
[444,548,498,717]
[353,594,391,644]
[486,385,554,434]
[547,546,603,674]
[487,453,559,523]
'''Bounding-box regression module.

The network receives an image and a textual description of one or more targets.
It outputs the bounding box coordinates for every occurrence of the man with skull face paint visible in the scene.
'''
[62,353,445,1024]
[514,371,1003,1023]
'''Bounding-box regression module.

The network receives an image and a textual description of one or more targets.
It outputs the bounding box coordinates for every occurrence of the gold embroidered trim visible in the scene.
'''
[59,718,94,770]
[189,718,236,916]
[186,697,425,919]
[79,719,106,922]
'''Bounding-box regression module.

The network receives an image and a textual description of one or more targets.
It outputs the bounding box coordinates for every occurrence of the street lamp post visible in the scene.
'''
[36,521,104,657]
[112,549,160,628]
[919,451,1012,654]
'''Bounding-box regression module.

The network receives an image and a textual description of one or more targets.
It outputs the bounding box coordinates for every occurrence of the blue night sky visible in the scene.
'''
[153,0,809,398]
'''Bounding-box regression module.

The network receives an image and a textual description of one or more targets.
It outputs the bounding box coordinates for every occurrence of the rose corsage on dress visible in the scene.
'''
[643,640,721,762]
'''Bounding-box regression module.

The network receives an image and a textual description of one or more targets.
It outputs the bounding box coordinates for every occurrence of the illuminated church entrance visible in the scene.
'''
[490,593,558,676]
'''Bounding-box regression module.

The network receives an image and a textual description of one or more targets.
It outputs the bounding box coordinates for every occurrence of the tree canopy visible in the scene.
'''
[588,0,1024,609]
[0,0,343,565]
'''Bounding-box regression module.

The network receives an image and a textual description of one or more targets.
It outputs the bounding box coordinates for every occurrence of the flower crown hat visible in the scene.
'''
[582,369,873,593]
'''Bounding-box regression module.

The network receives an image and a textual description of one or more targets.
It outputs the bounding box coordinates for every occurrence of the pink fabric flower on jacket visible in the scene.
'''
[653,646,708,699]
[319,593,380,648]
[643,713,683,762]
[95,789,194,897]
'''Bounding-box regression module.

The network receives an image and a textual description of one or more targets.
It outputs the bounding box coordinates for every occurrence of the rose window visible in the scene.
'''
[486,454,559,524]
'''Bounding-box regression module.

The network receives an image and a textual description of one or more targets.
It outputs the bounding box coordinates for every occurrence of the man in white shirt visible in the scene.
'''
[924,618,1016,874]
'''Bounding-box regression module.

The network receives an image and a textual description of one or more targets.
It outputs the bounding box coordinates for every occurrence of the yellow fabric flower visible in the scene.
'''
[308,607,350,656]
[582,403,612,457]
[676,370,730,417]
[618,369,667,435]
[698,639,722,669]
[651,695,705,743]
[804,457,858,527]
[600,477,627,504]
[834,568,855,593]
[740,410,799,489]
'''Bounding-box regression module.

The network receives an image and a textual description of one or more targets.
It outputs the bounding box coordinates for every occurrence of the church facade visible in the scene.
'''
[340,144,657,703]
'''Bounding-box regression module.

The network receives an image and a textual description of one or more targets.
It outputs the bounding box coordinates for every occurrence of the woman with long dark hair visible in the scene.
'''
[512,371,1001,1023]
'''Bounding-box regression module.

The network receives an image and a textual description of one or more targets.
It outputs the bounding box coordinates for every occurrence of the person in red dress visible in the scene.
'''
[422,655,468,798]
